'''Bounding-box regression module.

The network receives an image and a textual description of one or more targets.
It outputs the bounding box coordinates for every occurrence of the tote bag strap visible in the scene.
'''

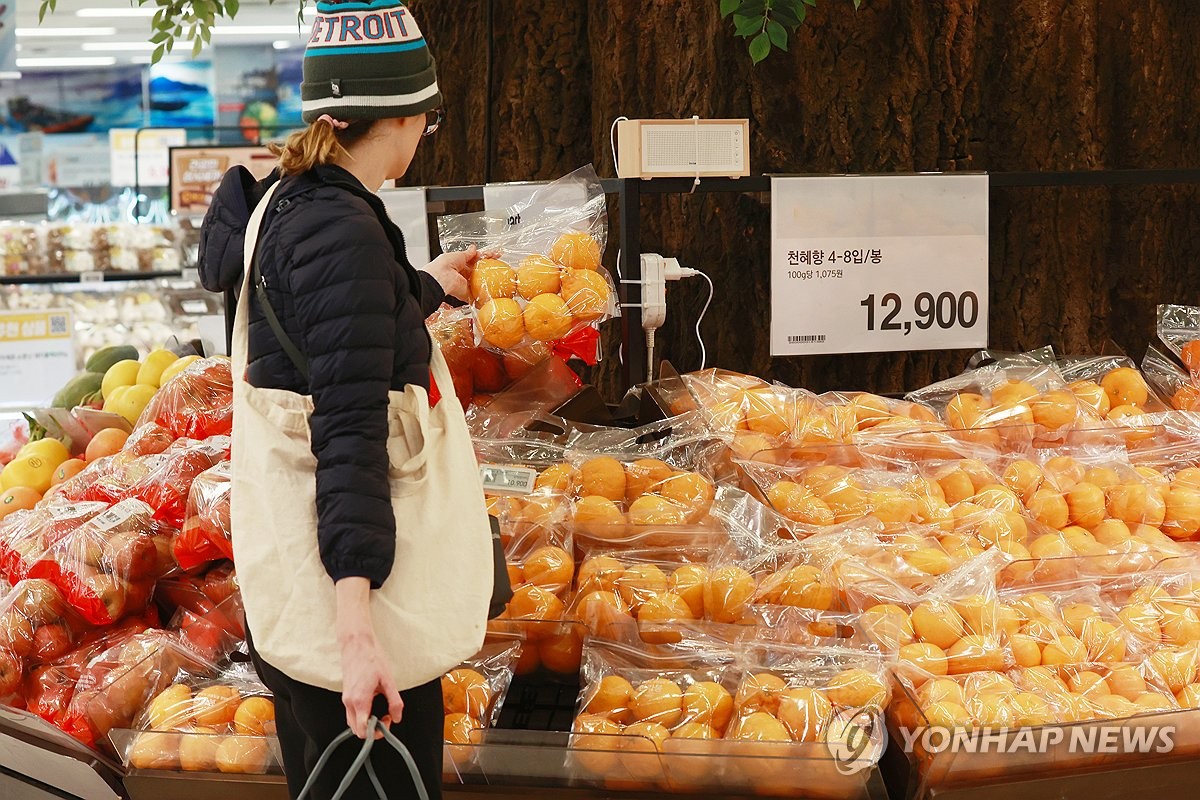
[295,717,431,800]
[233,181,283,383]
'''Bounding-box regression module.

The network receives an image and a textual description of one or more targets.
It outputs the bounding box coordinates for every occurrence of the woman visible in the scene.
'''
[199,1,479,796]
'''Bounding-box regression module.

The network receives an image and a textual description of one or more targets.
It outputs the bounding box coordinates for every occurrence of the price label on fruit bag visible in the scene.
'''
[770,174,989,356]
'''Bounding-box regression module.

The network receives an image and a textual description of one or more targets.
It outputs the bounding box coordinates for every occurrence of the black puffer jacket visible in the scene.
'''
[198,164,445,588]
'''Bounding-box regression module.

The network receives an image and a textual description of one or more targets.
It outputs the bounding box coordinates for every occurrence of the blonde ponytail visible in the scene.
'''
[271,119,375,176]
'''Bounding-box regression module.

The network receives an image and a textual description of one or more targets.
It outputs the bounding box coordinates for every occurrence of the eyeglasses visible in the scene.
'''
[423,107,444,137]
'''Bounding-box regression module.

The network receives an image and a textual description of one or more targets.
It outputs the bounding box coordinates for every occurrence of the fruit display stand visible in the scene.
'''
[0,705,124,800]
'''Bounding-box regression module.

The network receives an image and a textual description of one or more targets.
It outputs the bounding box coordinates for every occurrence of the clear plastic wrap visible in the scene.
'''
[0,500,109,584]
[1143,343,1200,412]
[174,462,232,572]
[443,640,522,732]
[135,358,234,441]
[1055,354,1171,420]
[29,498,176,625]
[438,167,617,351]
[112,667,278,774]
[997,584,1143,669]
[558,414,729,544]
[64,629,214,749]
[1157,304,1200,376]
[429,304,553,411]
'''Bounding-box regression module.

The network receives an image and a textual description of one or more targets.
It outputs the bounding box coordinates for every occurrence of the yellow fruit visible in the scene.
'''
[104,383,157,425]
[179,727,221,771]
[102,359,141,399]
[680,681,734,732]
[911,601,966,649]
[899,643,949,676]
[778,687,832,742]
[478,298,526,349]
[1101,367,1150,409]
[159,354,202,387]
[0,487,41,518]
[443,668,494,718]
[146,684,194,730]
[469,258,516,305]
[215,736,269,774]
[1,454,57,495]
[585,675,635,724]
[550,231,602,271]
[825,668,888,711]
[19,438,70,469]
[516,255,562,300]
[559,269,611,322]
[129,732,180,770]
[860,603,916,650]
[136,349,179,388]
[522,293,574,342]
[233,697,275,736]
[193,686,242,728]
[630,678,683,727]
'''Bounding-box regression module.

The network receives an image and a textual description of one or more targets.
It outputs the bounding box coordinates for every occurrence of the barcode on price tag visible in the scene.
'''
[770,174,989,356]
[479,464,538,496]
[93,499,151,531]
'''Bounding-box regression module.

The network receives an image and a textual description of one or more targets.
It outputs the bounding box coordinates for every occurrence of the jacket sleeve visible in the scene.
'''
[284,208,398,588]
[416,271,448,318]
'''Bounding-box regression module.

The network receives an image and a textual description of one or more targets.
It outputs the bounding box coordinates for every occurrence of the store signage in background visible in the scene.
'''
[109,128,187,188]
[0,2,14,73]
[379,187,431,269]
[770,174,989,356]
[44,134,112,188]
[0,309,76,410]
[169,145,277,216]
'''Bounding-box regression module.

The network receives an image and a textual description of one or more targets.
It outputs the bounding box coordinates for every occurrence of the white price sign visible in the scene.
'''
[379,186,431,269]
[0,309,75,410]
[770,174,989,356]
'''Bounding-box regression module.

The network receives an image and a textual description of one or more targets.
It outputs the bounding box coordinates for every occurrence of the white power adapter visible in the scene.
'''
[629,253,713,382]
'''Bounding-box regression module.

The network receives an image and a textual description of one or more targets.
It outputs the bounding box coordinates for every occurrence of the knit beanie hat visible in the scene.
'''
[302,0,442,123]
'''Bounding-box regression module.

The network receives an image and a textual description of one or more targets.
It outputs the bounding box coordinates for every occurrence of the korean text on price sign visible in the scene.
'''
[770,174,989,356]
[0,309,76,409]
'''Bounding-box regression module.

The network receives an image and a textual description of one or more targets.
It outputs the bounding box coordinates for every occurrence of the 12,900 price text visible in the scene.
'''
[860,291,980,335]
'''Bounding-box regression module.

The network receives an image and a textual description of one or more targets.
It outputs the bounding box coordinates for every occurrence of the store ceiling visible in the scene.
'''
[14,0,312,69]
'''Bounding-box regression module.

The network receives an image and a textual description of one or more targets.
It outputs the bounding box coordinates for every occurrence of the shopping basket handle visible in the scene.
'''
[295,716,431,800]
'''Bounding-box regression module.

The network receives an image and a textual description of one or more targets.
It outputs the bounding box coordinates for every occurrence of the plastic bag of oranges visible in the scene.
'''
[570,635,740,790]
[136,358,233,442]
[29,498,175,625]
[1157,304,1200,376]
[569,547,719,644]
[0,499,109,583]
[1056,353,1171,421]
[442,639,522,773]
[438,166,617,353]
[1143,344,1200,413]
[174,462,232,571]
[111,668,278,774]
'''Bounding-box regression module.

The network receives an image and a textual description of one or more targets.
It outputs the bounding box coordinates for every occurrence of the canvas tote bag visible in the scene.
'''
[230,182,493,692]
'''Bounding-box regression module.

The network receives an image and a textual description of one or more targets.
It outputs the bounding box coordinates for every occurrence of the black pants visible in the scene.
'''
[247,630,444,800]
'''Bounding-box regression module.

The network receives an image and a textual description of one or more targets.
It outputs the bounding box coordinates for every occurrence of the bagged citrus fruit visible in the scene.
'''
[29,498,175,625]
[1143,344,1200,412]
[1157,304,1200,377]
[438,166,617,353]
[442,640,522,730]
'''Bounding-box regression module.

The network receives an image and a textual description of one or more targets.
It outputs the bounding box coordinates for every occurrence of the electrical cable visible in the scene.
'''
[610,115,629,176]
[693,269,714,371]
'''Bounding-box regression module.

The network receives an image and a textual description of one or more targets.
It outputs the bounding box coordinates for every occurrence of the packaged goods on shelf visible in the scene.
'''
[110,668,278,775]
[0,221,183,278]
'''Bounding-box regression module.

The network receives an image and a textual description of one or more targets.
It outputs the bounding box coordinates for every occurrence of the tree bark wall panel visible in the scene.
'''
[407,0,1200,400]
